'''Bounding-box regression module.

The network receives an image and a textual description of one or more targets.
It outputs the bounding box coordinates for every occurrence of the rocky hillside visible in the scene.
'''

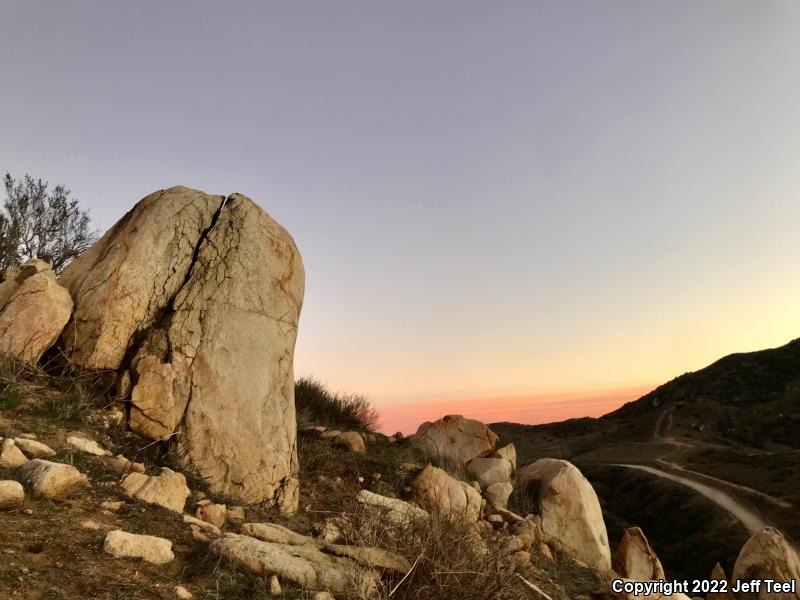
[1,188,799,599]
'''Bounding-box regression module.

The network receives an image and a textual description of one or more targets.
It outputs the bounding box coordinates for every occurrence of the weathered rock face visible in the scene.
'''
[732,527,800,600]
[412,415,498,464]
[0,439,29,468]
[613,527,665,581]
[0,259,73,364]
[410,464,482,522]
[59,187,305,506]
[484,482,513,511]
[518,458,611,571]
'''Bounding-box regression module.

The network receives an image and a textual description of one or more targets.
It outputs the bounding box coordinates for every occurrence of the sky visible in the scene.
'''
[3,1,800,434]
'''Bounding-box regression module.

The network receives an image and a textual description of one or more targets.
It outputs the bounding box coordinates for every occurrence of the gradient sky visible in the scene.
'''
[3,2,800,433]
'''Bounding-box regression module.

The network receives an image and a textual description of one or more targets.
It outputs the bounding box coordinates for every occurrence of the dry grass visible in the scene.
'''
[295,377,379,431]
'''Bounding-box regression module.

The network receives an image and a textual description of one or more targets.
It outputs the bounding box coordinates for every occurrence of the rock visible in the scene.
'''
[467,457,513,489]
[103,454,146,475]
[412,415,498,463]
[732,527,800,600]
[190,525,210,543]
[196,500,227,528]
[410,465,482,522]
[211,533,377,597]
[101,500,124,512]
[0,480,24,510]
[314,515,350,543]
[484,482,513,510]
[183,514,221,536]
[175,586,193,600]
[0,439,29,468]
[320,429,341,440]
[13,438,56,458]
[119,467,190,513]
[66,435,111,457]
[227,505,246,525]
[269,575,282,596]
[20,459,89,500]
[80,519,108,530]
[518,458,611,571]
[356,490,429,525]
[613,527,665,581]
[59,187,305,506]
[487,514,504,528]
[313,593,335,600]
[241,522,410,573]
[494,506,525,523]
[0,260,73,364]
[708,563,734,600]
[491,443,517,471]
[103,529,174,565]
[333,431,365,453]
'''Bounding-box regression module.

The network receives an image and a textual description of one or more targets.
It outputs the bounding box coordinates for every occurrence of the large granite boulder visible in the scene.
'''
[518,458,611,571]
[0,259,72,364]
[732,527,800,600]
[59,187,305,507]
[411,415,498,464]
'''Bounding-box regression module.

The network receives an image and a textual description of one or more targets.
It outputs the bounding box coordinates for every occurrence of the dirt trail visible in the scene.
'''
[616,463,768,534]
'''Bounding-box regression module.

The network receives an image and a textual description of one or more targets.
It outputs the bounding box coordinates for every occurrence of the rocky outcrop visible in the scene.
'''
[211,533,378,597]
[21,459,90,500]
[518,458,611,571]
[491,443,517,471]
[103,530,174,565]
[58,187,305,507]
[410,465,482,522]
[0,480,24,509]
[0,259,73,365]
[119,467,190,513]
[732,527,800,600]
[412,415,498,464]
[613,527,665,581]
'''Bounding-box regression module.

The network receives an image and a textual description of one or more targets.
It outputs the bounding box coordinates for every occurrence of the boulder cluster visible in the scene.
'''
[0,186,305,509]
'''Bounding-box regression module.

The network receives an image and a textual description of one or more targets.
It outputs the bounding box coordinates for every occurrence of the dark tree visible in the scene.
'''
[0,173,98,275]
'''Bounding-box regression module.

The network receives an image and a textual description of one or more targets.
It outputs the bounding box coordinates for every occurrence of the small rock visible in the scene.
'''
[67,436,111,457]
[100,500,124,512]
[189,525,210,543]
[13,438,56,458]
[312,592,335,600]
[0,439,29,468]
[0,480,25,510]
[104,454,145,475]
[119,467,190,513]
[103,530,174,565]
[175,585,192,599]
[20,459,90,500]
[357,476,365,484]
[320,429,341,440]
[80,519,107,530]
[370,472,381,482]
[196,500,226,528]
[487,514,504,526]
[227,505,245,524]
[333,431,366,453]
[269,575,282,596]
[484,482,513,511]
[399,462,421,473]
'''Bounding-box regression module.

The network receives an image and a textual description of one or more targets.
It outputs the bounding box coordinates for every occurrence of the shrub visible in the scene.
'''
[295,377,379,431]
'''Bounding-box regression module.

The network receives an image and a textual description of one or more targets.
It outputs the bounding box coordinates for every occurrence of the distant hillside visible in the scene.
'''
[495,337,800,452]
